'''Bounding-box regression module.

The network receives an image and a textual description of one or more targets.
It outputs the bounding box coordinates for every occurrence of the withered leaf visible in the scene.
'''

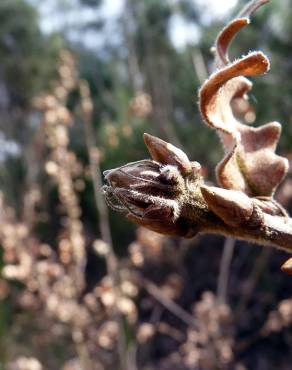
[199,45,288,196]
[214,17,250,68]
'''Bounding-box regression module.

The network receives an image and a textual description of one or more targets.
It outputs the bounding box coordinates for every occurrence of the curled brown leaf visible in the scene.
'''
[199,49,288,196]
[214,17,250,67]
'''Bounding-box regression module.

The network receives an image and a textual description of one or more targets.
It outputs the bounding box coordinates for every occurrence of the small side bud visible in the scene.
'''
[200,186,253,227]
[281,257,292,275]
[143,133,192,176]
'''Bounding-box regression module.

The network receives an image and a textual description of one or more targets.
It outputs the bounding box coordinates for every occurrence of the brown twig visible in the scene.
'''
[192,49,209,84]
[143,278,200,329]
[217,237,236,304]
[234,248,272,318]
[80,81,117,271]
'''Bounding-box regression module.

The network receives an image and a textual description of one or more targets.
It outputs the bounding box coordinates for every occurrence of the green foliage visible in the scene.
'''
[0,0,61,107]
[78,0,102,6]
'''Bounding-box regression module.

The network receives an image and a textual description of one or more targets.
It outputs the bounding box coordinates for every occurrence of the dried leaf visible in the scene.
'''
[214,0,270,67]
[215,17,250,67]
[199,44,288,196]
[200,51,269,136]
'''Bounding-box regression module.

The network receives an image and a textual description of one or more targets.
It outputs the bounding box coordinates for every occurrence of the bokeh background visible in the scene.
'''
[0,0,292,369]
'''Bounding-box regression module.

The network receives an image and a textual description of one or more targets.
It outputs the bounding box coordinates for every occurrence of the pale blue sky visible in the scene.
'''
[29,0,238,49]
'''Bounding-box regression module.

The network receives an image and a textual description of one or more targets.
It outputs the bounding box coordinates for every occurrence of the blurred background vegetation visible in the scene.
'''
[0,0,292,369]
